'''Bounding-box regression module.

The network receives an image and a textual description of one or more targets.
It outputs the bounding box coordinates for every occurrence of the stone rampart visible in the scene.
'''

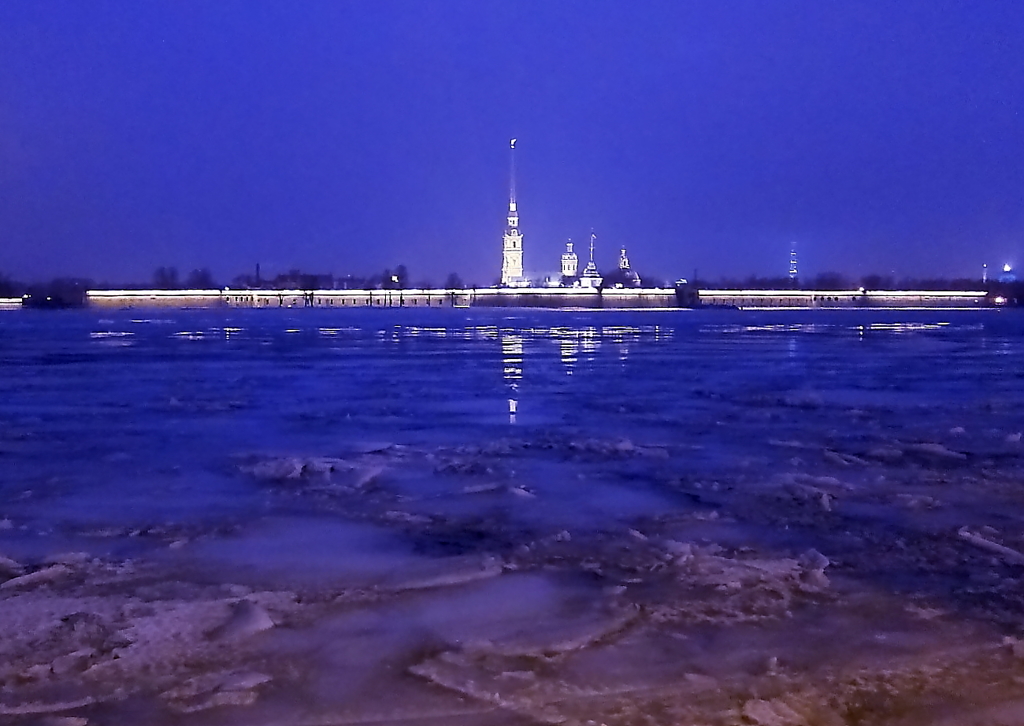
[84,288,992,310]
[698,290,989,309]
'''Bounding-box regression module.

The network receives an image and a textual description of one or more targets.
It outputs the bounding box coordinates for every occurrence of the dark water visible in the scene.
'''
[0,307,1021,548]
[1,308,1021,520]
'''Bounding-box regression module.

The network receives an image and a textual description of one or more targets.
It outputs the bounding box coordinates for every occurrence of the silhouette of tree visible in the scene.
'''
[373,266,409,289]
[860,274,894,290]
[185,268,216,289]
[394,264,409,289]
[153,266,180,290]
[444,272,464,289]
[637,272,666,288]
[808,272,849,290]
[601,268,640,289]
[0,271,20,297]
[230,273,258,289]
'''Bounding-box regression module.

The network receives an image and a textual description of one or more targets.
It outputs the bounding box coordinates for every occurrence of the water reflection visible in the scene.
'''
[501,332,523,423]
[501,333,523,383]
[77,315,1014,425]
[559,337,578,375]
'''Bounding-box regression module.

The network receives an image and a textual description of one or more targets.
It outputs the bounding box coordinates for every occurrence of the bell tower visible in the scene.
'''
[500,139,526,287]
[561,239,578,278]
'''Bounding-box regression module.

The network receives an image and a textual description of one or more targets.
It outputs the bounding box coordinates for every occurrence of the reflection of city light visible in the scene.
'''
[580,327,600,355]
[559,338,578,375]
[501,333,523,381]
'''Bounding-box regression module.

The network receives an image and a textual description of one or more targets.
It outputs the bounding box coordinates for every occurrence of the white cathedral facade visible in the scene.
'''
[500,198,525,287]
[561,240,578,277]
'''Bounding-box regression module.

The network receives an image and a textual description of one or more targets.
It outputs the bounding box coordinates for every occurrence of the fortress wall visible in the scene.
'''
[224,288,678,309]
[863,292,987,308]
[698,290,989,309]
[84,288,990,310]
[469,290,604,308]
[88,290,463,309]
[87,291,225,309]
[699,291,852,308]
[600,289,679,308]
[469,288,676,308]
[227,291,460,308]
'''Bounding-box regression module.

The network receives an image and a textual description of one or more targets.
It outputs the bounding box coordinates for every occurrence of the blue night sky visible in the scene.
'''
[1,1,1022,285]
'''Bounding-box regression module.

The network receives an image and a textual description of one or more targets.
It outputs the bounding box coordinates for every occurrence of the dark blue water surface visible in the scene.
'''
[5,307,1024,726]
[1,307,1022,548]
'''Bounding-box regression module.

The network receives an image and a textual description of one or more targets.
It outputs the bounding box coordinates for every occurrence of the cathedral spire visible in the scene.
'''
[580,230,602,288]
[509,138,517,206]
[500,139,525,287]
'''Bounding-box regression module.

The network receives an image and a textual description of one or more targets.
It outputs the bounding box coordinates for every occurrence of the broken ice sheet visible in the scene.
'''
[4,309,1024,724]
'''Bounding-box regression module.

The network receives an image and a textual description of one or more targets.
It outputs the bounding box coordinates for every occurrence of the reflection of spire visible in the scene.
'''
[559,337,578,375]
[501,332,523,382]
[500,327,524,422]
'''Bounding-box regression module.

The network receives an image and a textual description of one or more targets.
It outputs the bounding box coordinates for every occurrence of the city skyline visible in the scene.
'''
[1,2,1022,284]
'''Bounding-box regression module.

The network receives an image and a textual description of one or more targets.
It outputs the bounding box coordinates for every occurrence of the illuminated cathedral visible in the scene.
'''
[500,139,527,287]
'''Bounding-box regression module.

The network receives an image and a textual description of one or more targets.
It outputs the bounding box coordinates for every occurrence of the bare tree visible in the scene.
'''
[153,266,180,290]
[0,271,20,297]
[394,264,409,289]
[808,272,849,290]
[185,268,216,289]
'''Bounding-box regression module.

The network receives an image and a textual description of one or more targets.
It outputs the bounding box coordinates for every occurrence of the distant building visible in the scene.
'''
[617,247,641,287]
[561,240,578,278]
[500,139,527,287]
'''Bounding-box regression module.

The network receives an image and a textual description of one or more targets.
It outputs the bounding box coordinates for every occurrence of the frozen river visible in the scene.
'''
[2,307,1024,725]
